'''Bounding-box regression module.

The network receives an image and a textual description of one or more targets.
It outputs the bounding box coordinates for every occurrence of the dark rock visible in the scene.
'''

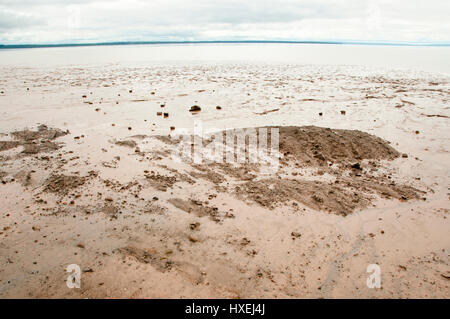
[351,163,362,170]
[189,105,201,113]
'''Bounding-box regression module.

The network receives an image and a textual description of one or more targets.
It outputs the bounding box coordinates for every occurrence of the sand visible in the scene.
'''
[0,62,449,298]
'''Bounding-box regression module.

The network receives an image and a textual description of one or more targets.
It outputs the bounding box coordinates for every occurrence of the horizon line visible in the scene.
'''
[1,40,450,49]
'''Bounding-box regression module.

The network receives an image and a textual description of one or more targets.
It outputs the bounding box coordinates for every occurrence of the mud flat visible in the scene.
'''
[0,63,448,298]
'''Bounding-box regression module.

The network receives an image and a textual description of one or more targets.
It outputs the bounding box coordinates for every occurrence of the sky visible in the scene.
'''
[0,0,449,44]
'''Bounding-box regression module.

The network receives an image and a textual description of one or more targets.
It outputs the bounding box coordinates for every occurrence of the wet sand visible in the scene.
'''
[0,62,449,298]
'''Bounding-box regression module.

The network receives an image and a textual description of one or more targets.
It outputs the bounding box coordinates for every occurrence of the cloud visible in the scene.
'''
[0,0,449,44]
[0,9,45,30]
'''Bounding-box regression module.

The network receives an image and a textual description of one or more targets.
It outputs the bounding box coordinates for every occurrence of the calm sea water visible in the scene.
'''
[0,43,449,75]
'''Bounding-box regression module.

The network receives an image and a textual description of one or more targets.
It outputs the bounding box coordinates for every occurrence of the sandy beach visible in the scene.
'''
[0,45,449,298]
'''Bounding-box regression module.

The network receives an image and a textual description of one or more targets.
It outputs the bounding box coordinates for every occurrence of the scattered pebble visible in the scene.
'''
[189,105,201,113]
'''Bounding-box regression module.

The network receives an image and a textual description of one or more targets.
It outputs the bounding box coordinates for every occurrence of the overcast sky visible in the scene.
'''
[0,0,449,44]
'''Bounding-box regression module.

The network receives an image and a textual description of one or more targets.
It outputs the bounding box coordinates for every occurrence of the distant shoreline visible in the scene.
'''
[1,40,450,49]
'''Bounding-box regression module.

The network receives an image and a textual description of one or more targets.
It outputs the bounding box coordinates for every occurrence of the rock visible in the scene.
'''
[115,140,136,148]
[319,112,323,116]
[189,105,201,113]
[291,232,301,238]
[188,235,198,243]
[402,153,408,158]
[351,163,362,170]
[163,113,169,118]
[340,110,346,115]
[157,112,162,116]
[189,222,200,230]
[216,106,222,110]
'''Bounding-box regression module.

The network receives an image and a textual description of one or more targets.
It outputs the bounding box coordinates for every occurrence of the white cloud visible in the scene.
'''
[0,0,449,44]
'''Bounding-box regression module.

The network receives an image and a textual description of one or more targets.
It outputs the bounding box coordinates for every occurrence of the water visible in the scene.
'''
[0,43,449,75]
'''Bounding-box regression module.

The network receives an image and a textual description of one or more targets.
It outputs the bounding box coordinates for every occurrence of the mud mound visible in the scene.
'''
[235,177,423,216]
[169,198,232,222]
[188,165,226,184]
[277,126,399,166]
[21,141,61,154]
[0,141,20,152]
[11,124,68,142]
[0,125,68,155]
[154,126,399,168]
[116,246,174,272]
[145,172,177,191]
[114,139,137,148]
[13,170,32,186]
[43,174,87,194]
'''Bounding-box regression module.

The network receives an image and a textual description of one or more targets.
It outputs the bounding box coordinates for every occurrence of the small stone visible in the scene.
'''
[188,235,198,243]
[189,105,201,113]
[189,222,200,230]
[291,232,301,238]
